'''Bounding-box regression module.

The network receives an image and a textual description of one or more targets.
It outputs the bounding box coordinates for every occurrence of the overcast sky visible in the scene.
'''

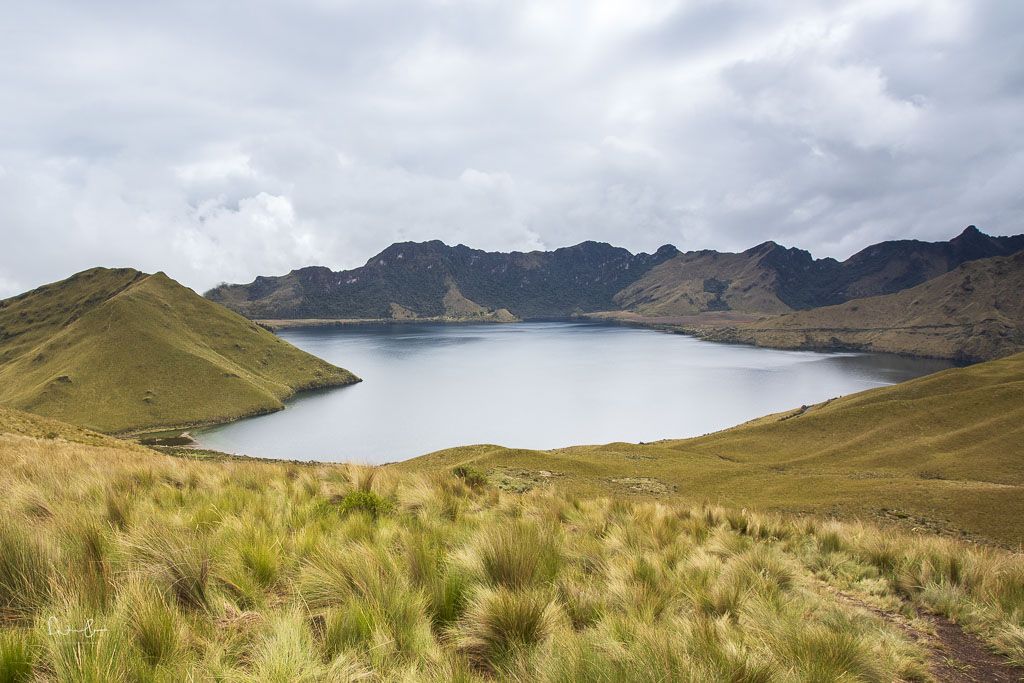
[1,0,1022,297]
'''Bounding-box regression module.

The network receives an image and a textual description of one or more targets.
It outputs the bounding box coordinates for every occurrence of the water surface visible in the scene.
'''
[195,322,952,463]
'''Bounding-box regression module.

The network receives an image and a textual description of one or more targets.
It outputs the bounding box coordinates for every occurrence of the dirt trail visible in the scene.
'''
[822,585,1024,682]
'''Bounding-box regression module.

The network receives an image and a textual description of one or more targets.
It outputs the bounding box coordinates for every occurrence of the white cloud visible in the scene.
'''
[0,0,1021,295]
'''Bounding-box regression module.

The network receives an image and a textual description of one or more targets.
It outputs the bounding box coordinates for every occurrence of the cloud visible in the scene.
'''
[0,0,1021,297]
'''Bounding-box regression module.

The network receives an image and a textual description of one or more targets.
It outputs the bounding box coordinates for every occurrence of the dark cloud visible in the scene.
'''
[1,0,1021,296]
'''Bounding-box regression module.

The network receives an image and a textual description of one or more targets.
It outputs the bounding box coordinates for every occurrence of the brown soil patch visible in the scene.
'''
[822,585,1024,682]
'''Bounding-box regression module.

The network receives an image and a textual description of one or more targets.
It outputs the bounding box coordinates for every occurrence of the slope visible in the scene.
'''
[3,405,1024,679]
[399,351,1024,545]
[615,225,1024,317]
[0,267,359,433]
[688,250,1024,361]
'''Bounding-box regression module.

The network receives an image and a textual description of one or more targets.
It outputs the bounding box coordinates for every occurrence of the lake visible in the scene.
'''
[194,322,953,463]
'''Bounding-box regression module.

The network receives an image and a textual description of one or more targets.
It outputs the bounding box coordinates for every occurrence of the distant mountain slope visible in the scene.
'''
[207,240,680,319]
[401,351,1024,545]
[0,268,359,433]
[689,251,1024,361]
[617,226,1024,316]
[208,227,1022,321]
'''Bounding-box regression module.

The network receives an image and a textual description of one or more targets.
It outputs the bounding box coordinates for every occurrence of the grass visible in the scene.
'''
[0,267,359,433]
[401,350,1024,546]
[1,407,1023,680]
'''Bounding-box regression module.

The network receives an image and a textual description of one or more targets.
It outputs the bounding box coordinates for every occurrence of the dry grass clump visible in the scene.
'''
[1,428,1023,679]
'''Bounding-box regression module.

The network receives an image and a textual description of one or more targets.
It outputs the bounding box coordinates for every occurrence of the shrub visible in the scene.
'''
[452,466,488,489]
[336,491,393,520]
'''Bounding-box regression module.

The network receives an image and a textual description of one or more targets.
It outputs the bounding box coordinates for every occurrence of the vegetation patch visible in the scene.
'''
[609,476,677,494]
[452,465,488,488]
[487,467,561,493]
[334,490,394,519]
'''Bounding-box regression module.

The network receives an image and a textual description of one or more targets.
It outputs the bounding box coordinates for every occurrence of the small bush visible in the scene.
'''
[336,491,393,520]
[452,466,488,489]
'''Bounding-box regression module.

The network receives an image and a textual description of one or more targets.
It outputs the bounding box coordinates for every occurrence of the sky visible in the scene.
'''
[1,0,1022,297]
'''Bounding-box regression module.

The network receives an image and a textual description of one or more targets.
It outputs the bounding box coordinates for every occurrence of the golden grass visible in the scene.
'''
[402,351,1024,546]
[1,408,1023,680]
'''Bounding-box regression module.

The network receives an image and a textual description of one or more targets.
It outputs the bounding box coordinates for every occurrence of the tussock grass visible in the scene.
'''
[0,629,34,683]
[2,411,1024,679]
[453,587,561,670]
[0,519,54,622]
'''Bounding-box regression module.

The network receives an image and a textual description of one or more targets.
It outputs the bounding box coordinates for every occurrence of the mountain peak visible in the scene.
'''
[955,225,983,239]
[744,240,781,255]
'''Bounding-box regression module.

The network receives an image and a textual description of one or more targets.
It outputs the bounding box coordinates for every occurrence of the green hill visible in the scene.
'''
[0,267,359,433]
[686,250,1024,361]
[399,351,1024,546]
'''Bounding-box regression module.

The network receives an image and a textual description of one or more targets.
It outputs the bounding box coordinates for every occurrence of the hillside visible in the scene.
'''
[616,225,1024,316]
[0,267,359,433]
[207,226,1023,321]
[2,407,1023,680]
[401,351,1024,546]
[685,251,1024,361]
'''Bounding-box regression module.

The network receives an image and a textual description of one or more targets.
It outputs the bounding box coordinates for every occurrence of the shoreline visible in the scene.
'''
[258,314,520,330]
[117,373,361,442]
[258,311,982,363]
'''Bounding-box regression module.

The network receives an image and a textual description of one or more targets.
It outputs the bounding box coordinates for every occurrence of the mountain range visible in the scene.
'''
[686,250,1024,362]
[207,226,1024,322]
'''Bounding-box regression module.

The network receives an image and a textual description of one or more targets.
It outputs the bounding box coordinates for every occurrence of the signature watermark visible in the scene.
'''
[47,617,108,639]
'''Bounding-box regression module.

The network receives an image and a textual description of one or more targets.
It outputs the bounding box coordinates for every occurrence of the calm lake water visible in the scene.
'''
[194,322,953,463]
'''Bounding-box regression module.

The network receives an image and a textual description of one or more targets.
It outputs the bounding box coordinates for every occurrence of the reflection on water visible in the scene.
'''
[195,322,954,463]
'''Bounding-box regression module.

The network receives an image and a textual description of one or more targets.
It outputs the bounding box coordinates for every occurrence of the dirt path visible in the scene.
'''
[822,585,1024,682]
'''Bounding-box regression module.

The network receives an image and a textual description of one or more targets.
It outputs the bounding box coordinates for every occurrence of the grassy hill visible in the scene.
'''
[1,406,1023,680]
[686,251,1024,361]
[0,267,359,433]
[400,351,1024,547]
